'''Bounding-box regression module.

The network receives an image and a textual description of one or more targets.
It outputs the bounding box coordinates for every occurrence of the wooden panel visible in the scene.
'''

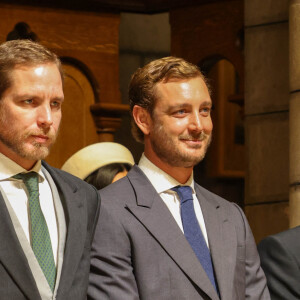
[0,4,120,103]
[170,0,244,92]
[206,59,245,177]
[45,63,99,168]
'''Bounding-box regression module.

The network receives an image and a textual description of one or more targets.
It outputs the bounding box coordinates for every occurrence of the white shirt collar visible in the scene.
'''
[0,152,44,182]
[138,153,195,194]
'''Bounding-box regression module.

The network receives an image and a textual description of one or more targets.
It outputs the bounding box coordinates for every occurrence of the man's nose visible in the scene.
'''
[188,112,203,132]
[37,104,53,127]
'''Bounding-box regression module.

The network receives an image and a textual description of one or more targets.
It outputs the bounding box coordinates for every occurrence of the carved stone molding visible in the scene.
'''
[6,22,39,41]
[90,102,130,142]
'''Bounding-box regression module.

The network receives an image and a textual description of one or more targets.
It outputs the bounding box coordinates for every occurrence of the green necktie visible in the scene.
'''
[13,172,56,291]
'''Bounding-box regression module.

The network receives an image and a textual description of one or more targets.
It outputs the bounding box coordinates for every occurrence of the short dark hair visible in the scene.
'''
[0,39,63,100]
[128,56,208,143]
[85,163,131,190]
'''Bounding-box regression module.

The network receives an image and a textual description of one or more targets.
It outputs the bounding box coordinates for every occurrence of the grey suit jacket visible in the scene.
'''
[88,165,269,300]
[0,161,100,300]
[258,226,300,300]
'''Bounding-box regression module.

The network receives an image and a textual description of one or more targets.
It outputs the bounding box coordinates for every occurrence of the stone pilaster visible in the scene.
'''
[289,0,300,227]
[244,0,290,241]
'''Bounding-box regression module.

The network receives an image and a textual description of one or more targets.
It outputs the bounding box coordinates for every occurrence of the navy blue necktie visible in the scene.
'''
[172,186,218,292]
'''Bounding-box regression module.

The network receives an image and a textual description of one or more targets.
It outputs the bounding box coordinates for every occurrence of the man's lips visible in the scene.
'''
[182,139,203,144]
[181,138,204,142]
[180,137,206,142]
[179,136,207,148]
[31,135,50,143]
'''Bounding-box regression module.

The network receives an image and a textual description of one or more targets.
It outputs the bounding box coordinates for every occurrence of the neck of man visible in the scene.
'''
[144,148,193,184]
[0,145,36,170]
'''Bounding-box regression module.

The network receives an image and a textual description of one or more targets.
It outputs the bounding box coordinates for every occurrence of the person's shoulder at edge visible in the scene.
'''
[258,225,300,254]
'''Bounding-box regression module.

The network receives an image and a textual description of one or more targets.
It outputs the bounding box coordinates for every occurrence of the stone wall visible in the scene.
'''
[244,0,290,242]
[289,0,300,228]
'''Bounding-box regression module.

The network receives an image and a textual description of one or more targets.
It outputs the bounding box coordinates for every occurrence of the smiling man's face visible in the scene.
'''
[145,76,213,169]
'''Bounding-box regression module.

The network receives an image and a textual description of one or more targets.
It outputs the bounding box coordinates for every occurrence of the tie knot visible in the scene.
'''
[13,172,39,192]
[172,186,193,204]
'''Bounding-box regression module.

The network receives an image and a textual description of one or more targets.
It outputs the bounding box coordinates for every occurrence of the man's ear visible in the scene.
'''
[132,105,151,135]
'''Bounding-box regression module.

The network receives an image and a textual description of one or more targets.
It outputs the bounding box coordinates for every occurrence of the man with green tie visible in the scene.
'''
[0,39,100,300]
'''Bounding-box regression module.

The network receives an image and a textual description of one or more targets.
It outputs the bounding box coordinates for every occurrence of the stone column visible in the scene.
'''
[289,0,300,228]
[244,0,290,242]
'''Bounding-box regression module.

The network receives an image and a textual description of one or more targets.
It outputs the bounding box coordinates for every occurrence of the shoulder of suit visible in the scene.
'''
[100,175,132,198]
[260,226,300,249]
[194,182,238,207]
[99,176,240,209]
[42,161,100,228]
[194,182,247,226]
[42,160,97,192]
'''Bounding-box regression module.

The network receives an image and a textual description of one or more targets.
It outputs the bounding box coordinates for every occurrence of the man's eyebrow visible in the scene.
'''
[52,96,64,103]
[13,93,34,99]
[165,101,213,112]
[166,103,191,112]
[13,94,64,103]
[200,101,213,107]
[170,103,191,109]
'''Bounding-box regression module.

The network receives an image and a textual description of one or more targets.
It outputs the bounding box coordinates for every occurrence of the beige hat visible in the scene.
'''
[61,142,135,180]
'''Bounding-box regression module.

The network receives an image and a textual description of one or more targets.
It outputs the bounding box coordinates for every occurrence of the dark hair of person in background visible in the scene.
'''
[85,163,132,190]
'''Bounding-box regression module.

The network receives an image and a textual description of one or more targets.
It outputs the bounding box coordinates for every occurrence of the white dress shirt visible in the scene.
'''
[138,153,209,247]
[0,153,58,265]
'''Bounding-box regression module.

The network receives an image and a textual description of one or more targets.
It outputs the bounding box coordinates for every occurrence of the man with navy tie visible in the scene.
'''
[88,56,269,300]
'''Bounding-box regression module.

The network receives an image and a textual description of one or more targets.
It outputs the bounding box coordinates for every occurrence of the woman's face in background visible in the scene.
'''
[112,170,128,183]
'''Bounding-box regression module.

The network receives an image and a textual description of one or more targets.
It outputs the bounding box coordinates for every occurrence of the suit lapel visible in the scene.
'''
[0,192,41,300]
[126,167,220,300]
[42,163,87,297]
[196,185,237,300]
